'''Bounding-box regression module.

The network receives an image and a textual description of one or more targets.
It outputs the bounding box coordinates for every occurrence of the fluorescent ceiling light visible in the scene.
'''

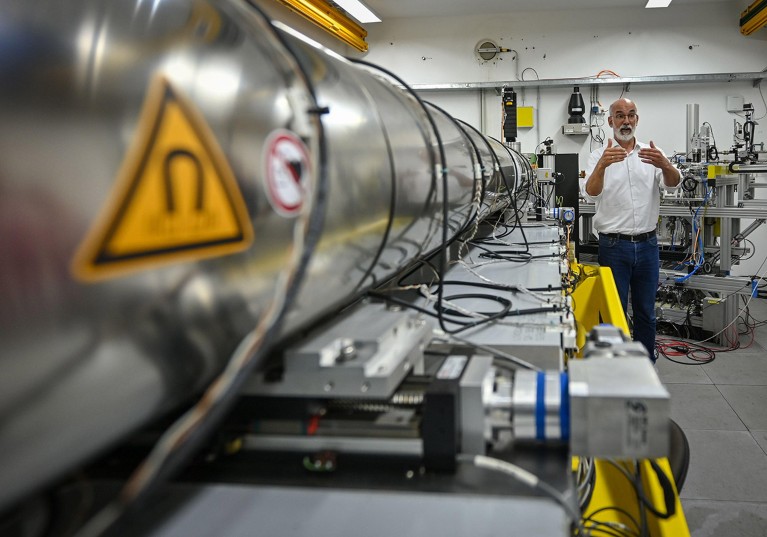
[645,0,673,7]
[333,0,381,23]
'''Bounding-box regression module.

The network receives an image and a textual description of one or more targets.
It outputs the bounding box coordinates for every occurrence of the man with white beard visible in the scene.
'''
[580,98,681,362]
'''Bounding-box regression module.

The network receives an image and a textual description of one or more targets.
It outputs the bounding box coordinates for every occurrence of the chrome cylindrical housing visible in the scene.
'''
[0,0,521,509]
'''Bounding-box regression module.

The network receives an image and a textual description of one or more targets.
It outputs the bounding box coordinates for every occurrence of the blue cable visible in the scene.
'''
[676,186,711,283]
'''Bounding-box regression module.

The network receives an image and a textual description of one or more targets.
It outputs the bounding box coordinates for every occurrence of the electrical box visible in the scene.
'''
[727,96,744,112]
[502,88,517,142]
[569,357,670,459]
[517,106,534,128]
[536,167,553,182]
[562,123,590,135]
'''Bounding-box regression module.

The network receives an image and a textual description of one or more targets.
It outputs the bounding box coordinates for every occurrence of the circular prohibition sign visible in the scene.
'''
[263,129,312,217]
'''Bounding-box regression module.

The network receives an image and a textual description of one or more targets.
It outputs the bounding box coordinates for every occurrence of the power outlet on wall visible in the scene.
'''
[727,96,744,113]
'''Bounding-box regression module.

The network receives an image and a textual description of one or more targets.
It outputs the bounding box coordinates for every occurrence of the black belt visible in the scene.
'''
[600,230,656,243]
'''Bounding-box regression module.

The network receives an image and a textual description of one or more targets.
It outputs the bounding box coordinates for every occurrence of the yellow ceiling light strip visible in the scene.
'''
[277,0,369,52]
[740,0,767,36]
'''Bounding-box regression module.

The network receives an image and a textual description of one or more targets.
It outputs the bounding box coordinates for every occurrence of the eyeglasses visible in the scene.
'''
[612,112,637,121]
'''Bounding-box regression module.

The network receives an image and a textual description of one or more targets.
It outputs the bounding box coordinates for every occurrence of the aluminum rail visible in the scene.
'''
[579,203,767,219]
[408,72,767,92]
[659,270,756,295]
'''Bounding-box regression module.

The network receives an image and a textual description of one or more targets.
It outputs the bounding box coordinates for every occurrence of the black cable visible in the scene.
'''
[345,62,441,254]
[702,121,718,155]
[582,506,641,537]
[606,460,677,528]
[362,94,541,337]
[681,175,697,193]
[520,67,540,80]
[454,118,524,245]
[346,60,456,336]
[408,114,511,338]
[737,238,755,262]
[431,121,539,332]
[438,279,562,293]
[473,218,513,240]
[495,239,559,246]
[470,240,537,263]
[467,304,561,318]
[633,462,650,537]
[435,293,513,326]
[454,119,498,177]
[425,113,485,247]
[485,250,554,261]
[426,104,487,226]
[637,461,677,520]
[368,290,562,331]
[367,291,439,319]
[392,256,441,289]
[349,60,480,340]
[489,136,533,245]
[584,527,637,537]
[350,82,399,292]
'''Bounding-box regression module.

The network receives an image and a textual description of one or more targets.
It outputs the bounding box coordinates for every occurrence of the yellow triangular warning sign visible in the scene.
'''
[72,76,253,281]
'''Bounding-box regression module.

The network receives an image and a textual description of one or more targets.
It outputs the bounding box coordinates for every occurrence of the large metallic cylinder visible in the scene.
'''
[0,0,524,510]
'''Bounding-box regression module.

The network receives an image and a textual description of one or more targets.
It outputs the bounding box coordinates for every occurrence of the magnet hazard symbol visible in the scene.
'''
[264,130,311,217]
[72,76,253,282]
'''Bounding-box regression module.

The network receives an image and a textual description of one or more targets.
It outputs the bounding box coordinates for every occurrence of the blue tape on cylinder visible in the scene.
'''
[536,371,545,441]
[560,372,570,441]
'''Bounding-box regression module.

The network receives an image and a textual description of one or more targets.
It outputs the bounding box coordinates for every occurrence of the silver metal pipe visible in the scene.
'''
[686,103,700,159]
[731,164,767,173]
[0,0,521,509]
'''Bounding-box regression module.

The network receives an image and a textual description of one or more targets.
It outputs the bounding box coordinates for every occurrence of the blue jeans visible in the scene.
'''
[598,234,659,361]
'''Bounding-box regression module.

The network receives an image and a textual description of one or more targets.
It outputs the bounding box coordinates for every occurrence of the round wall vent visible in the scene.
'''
[475,39,500,62]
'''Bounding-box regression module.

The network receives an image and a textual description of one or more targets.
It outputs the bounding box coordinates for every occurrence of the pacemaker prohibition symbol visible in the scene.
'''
[71,76,253,282]
[264,130,311,217]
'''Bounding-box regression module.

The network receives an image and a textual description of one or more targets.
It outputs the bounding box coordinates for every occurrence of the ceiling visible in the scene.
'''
[363,0,742,20]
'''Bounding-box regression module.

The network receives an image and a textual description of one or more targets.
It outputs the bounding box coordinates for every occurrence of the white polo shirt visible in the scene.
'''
[580,139,680,235]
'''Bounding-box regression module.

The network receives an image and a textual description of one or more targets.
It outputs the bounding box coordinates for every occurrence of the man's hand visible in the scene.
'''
[598,139,628,170]
[639,140,681,186]
[638,141,671,170]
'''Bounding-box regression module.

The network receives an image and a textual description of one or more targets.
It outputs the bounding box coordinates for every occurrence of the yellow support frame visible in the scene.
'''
[570,264,630,357]
[740,0,767,36]
[582,459,689,537]
[571,262,691,537]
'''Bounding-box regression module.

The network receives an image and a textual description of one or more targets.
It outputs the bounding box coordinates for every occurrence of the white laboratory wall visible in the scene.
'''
[360,1,767,157]
[363,2,767,83]
[355,1,767,277]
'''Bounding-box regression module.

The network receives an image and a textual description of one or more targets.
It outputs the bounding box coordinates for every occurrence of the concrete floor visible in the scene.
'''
[656,297,767,537]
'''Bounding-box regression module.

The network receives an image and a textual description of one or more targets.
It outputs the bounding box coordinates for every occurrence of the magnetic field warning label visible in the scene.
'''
[72,75,313,282]
[71,76,254,282]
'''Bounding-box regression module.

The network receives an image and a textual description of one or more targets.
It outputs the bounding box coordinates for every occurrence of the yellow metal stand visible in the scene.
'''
[581,459,689,537]
[569,264,630,356]
[570,262,691,537]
